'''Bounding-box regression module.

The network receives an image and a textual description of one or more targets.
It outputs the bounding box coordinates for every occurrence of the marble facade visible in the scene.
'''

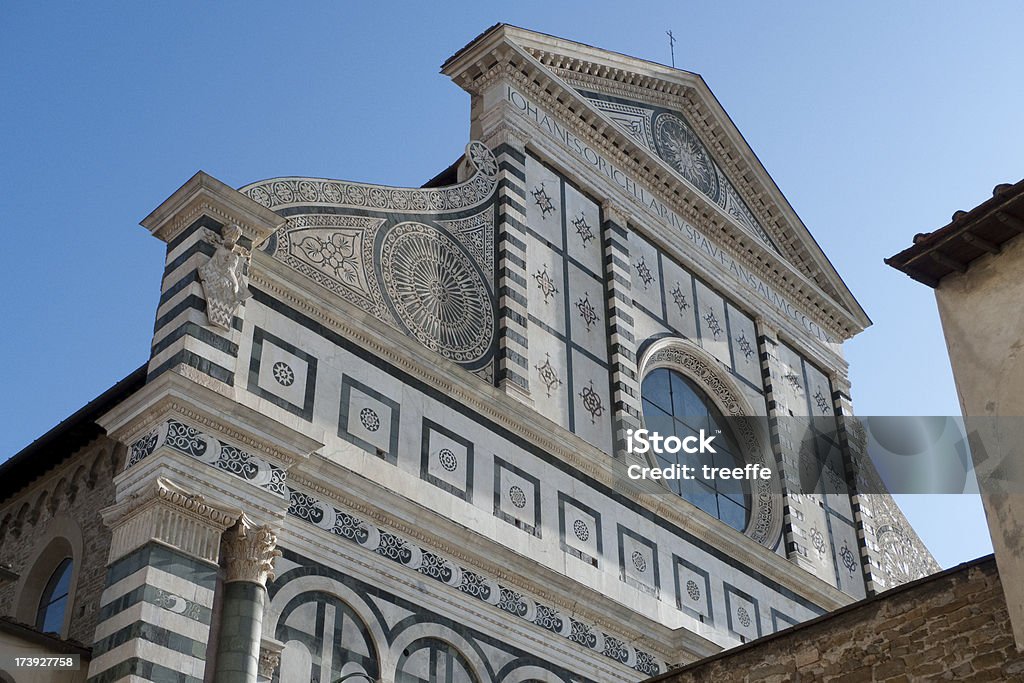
[0,24,940,683]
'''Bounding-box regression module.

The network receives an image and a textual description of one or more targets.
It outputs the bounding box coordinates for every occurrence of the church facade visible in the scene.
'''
[0,25,937,683]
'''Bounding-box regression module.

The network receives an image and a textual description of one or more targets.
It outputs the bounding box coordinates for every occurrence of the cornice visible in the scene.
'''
[98,371,323,469]
[140,171,285,247]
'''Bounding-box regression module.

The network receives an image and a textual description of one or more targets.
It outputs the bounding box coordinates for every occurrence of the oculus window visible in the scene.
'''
[641,368,751,531]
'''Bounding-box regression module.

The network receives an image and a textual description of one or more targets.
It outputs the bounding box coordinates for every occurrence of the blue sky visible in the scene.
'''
[3,2,1021,568]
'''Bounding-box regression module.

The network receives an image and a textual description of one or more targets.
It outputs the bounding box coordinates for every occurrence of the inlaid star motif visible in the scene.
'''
[735,332,755,360]
[533,266,558,303]
[576,293,599,331]
[703,311,722,339]
[534,353,563,397]
[635,257,654,288]
[670,283,690,313]
[572,213,594,246]
[531,182,555,218]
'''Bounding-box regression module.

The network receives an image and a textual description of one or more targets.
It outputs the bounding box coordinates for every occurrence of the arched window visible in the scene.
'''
[35,558,72,634]
[396,638,479,683]
[641,368,751,531]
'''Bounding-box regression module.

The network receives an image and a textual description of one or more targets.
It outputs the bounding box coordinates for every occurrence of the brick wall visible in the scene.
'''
[650,556,1023,682]
[0,436,122,645]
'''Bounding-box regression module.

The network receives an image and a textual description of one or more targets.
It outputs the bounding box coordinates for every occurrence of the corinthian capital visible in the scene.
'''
[222,516,282,585]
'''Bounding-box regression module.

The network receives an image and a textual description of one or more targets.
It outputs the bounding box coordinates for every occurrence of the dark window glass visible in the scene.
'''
[35,558,72,635]
[640,368,751,531]
[396,638,478,683]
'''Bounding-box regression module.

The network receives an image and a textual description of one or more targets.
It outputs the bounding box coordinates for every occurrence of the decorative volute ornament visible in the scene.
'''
[222,515,282,585]
[199,224,252,329]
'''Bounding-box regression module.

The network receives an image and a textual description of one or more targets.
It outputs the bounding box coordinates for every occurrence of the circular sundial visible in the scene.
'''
[380,222,494,366]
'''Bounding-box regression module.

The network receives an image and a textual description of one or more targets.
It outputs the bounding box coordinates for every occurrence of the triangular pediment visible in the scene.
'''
[443,24,870,337]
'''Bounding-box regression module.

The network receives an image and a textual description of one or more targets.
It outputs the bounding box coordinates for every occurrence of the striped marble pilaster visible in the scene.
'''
[87,543,219,683]
[757,326,802,560]
[148,216,245,388]
[601,203,643,459]
[87,477,240,683]
[487,132,533,403]
[830,375,878,595]
[757,327,811,569]
[139,172,282,392]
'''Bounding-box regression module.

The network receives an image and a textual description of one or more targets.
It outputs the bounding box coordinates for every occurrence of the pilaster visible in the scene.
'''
[830,373,880,595]
[601,202,643,460]
[140,171,285,393]
[86,476,240,683]
[481,123,534,404]
[758,321,818,574]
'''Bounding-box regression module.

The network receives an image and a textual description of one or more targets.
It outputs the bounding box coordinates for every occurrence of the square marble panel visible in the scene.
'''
[420,418,473,502]
[628,230,663,318]
[248,327,317,421]
[564,183,602,276]
[618,525,659,595]
[339,376,400,463]
[566,262,608,362]
[724,583,761,641]
[527,323,570,431]
[830,513,866,599]
[770,607,799,633]
[804,362,835,418]
[694,280,731,368]
[661,256,698,341]
[494,456,541,536]
[775,343,808,418]
[673,556,713,623]
[559,492,602,566]
[727,304,761,388]
[525,233,566,336]
[570,349,612,454]
[525,154,564,247]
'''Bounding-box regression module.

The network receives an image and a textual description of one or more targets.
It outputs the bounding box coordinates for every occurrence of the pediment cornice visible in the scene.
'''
[444,26,871,339]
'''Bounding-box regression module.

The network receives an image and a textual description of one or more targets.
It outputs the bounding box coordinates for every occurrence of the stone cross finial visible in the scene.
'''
[222,516,281,585]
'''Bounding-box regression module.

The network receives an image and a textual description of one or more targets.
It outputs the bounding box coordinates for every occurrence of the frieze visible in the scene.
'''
[283,481,663,676]
[126,418,288,499]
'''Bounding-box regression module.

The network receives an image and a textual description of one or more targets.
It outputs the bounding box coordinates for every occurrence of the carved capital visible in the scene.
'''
[101,477,241,564]
[480,120,530,153]
[601,200,631,230]
[257,638,285,682]
[222,516,281,585]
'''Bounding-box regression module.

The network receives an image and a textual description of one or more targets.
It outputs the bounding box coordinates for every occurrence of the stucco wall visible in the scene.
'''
[648,556,1024,682]
[934,233,1024,647]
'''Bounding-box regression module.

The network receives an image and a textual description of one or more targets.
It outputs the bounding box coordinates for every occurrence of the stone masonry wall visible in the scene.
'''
[0,435,122,646]
[650,556,1023,682]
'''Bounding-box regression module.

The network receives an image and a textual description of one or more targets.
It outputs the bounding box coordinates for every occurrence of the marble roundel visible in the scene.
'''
[653,112,721,203]
[380,222,494,365]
